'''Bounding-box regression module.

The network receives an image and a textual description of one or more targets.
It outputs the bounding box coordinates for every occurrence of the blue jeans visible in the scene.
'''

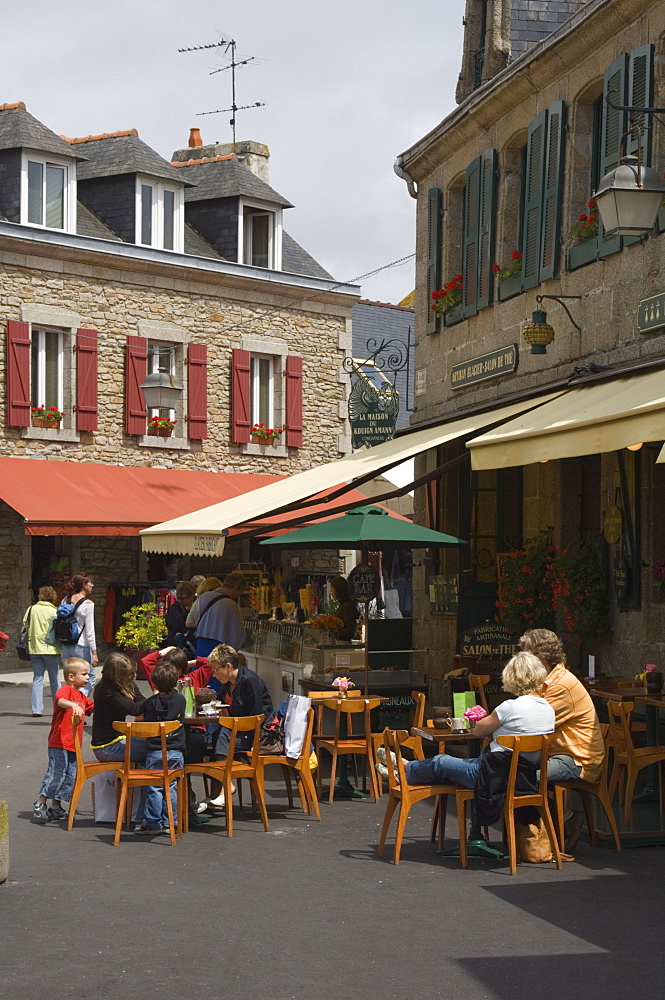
[39,747,77,803]
[142,750,184,830]
[60,644,95,696]
[30,654,60,715]
[406,753,482,789]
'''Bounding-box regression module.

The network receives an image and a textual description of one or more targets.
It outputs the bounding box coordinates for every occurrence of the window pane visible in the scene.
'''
[45,165,65,229]
[251,214,270,267]
[31,334,40,406]
[141,185,153,244]
[43,331,60,409]
[27,161,43,224]
[258,357,271,424]
[150,345,174,374]
[163,190,175,249]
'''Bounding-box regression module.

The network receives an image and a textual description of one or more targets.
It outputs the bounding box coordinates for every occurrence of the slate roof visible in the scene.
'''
[282,231,332,280]
[184,223,224,259]
[510,0,589,58]
[76,201,121,241]
[0,103,84,159]
[176,157,293,207]
[74,133,190,185]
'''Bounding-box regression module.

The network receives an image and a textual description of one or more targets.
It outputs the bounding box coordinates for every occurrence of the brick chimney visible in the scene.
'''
[171,137,270,182]
[188,127,202,147]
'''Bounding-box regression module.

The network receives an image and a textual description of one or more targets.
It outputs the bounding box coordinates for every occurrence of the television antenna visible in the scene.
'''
[178,36,265,147]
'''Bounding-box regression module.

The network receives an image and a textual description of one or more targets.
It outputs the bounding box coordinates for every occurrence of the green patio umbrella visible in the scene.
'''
[260,506,466,695]
[259,505,466,550]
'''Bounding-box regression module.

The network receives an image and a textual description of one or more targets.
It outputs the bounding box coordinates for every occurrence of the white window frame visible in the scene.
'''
[135,175,184,252]
[250,353,275,429]
[20,150,76,232]
[31,326,65,413]
[147,341,177,420]
[238,197,282,270]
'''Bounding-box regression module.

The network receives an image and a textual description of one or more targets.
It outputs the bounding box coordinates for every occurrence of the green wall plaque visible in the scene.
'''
[637,292,665,333]
[451,344,518,389]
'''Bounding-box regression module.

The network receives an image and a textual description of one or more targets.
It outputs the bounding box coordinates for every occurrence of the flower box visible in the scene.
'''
[443,302,464,327]
[498,273,523,301]
[148,425,173,438]
[567,237,599,271]
[251,435,277,445]
[32,417,61,429]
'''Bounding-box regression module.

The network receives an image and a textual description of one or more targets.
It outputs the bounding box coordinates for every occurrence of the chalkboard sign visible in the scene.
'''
[348,564,381,603]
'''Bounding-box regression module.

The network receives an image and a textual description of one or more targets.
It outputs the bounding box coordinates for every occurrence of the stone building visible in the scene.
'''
[395,0,665,698]
[0,104,358,649]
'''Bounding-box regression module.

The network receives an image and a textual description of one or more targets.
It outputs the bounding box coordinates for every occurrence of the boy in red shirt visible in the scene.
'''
[33,657,94,823]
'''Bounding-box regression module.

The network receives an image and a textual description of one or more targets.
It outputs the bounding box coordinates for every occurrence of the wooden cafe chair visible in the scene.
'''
[552,724,621,853]
[184,714,269,837]
[468,674,490,713]
[112,720,186,846]
[607,700,665,825]
[372,690,426,796]
[315,698,382,803]
[495,734,562,875]
[67,715,121,831]
[259,707,320,821]
[377,728,474,866]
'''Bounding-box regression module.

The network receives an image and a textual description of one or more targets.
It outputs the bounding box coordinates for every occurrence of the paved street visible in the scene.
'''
[0,683,662,1000]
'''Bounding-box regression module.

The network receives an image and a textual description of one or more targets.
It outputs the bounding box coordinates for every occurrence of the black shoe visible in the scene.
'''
[564,811,585,853]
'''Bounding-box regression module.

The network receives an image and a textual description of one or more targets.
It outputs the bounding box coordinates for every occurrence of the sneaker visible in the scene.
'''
[206,791,226,808]
[33,801,49,823]
[194,801,209,814]
[134,825,161,835]
[47,805,67,821]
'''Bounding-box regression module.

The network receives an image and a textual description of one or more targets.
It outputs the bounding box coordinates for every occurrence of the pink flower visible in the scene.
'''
[464,705,488,722]
[646,663,658,672]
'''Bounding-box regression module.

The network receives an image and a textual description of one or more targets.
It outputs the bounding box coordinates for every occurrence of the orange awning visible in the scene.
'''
[0,457,404,536]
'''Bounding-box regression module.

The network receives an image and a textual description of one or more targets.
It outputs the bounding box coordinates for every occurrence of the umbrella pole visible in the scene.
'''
[363,601,369,696]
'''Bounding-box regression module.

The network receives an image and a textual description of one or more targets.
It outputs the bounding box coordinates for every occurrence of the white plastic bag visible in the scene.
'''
[93,772,139,823]
[283,694,311,759]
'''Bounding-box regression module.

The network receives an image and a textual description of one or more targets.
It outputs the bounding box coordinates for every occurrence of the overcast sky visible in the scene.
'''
[2,0,464,303]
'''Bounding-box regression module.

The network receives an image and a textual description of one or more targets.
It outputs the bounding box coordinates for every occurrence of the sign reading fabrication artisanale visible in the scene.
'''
[457,623,519,657]
[451,345,518,389]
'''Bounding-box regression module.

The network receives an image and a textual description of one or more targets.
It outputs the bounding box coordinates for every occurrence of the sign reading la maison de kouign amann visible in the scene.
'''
[451,345,518,389]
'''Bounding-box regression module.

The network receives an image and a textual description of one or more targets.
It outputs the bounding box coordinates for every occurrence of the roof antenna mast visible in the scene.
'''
[178,36,266,148]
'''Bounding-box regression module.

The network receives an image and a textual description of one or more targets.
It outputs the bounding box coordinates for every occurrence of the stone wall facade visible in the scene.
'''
[401,0,665,683]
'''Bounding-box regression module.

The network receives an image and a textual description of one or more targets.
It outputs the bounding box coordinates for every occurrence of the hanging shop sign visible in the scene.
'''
[451,344,518,389]
[457,623,519,657]
[637,292,665,334]
[614,559,629,602]
[344,337,409,449]
[348,563,381,603]
[603,505,623,544]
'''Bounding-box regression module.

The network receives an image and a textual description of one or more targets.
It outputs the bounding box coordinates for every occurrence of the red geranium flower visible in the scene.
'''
[492,263,500,272]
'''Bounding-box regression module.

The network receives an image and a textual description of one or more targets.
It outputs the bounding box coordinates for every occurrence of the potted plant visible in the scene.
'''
[493,250,523,301]
[114,602,167,674]
[251,423,284,445]
[32,405,65,429]
[432,275,464,326]
[147,416,177,438]
[566,198,600,270]
[308,613,344,646]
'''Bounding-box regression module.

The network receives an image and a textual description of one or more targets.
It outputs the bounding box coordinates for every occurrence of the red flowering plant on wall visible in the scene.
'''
[566,199,599,246]
[497,529,611,644]
[492,249,523,282]
[251,423,283,441]
[431,274,463,316]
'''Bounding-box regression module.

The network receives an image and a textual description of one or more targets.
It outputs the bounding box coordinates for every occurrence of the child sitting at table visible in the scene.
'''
[33,657,94,823]
[139,646,190,687]
[135,661,186,836]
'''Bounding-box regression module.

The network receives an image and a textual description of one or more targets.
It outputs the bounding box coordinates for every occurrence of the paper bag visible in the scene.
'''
[93,772,139,823]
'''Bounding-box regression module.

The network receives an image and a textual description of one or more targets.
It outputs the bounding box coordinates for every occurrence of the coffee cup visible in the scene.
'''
[450,717,469,734]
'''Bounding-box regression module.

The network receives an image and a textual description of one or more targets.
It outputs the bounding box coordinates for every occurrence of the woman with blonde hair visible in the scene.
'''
[90,652,147,765]
[406,651,555,787]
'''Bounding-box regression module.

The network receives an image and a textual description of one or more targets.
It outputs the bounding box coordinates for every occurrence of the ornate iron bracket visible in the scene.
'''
[535,294,582,332]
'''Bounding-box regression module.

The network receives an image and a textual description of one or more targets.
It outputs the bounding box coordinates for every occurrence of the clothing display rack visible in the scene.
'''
[104,581,174,643]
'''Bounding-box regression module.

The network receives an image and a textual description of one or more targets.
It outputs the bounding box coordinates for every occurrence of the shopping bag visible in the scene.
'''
[283,694,311,759]
[93,772,139,823]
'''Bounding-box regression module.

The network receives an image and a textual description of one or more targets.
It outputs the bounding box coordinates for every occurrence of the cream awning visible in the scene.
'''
[140,392,563,555]
[468,369,665,470]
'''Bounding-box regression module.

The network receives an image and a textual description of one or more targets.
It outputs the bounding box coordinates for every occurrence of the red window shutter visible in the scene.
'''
[125,335,147,435]
[6,321,31,427]
[75,328,98,431]
[187,342,207,440]
[285,355,303,448]
[231,349,251,443]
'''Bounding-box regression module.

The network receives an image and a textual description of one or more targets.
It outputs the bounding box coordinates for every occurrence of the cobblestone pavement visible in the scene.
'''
[0,685,662,1000]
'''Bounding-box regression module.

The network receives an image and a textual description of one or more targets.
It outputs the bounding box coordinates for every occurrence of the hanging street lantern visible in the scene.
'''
[594,154,665,237]
[139,371,183,410]
[522,309,555,355]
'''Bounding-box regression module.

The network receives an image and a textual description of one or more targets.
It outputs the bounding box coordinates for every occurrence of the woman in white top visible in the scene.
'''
[59,574,98,697]
[406,652,555,788]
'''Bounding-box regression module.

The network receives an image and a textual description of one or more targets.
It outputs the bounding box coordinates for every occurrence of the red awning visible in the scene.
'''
[0,457,406,535]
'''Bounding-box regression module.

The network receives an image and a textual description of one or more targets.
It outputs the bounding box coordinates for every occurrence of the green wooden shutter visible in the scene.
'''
[476,149,497,310]
[521,110,547,289]
[540,101,565,282]
[626,44,653,160]
[599,53,628,258]
[462,157,481,317]
[426,187,442,335]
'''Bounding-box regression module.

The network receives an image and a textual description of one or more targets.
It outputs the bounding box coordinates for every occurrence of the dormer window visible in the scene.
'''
[136,175,183,252]
[240,200,282,269]
[22,153,75,231]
